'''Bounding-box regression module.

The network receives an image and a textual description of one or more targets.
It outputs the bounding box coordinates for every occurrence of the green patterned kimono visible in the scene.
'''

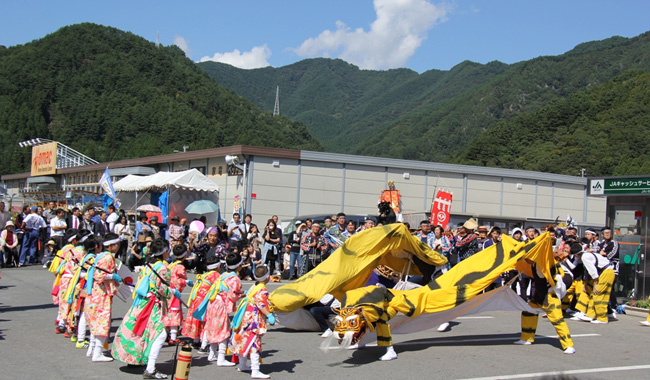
[112,261,172,365]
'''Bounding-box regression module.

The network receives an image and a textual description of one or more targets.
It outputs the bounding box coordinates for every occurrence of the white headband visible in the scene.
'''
[226,257,244,270]
[78,234,90,243]
[585,229,597,235]
[254,265,270,282]
[68,235,77,243]
[206,262,221,271]
[103,238,120,246]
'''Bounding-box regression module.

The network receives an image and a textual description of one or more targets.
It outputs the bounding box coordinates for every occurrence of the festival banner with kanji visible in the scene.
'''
[430,189,453,227]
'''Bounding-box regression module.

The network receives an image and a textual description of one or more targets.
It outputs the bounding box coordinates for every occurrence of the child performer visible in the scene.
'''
[163,243,193,344]
[113,239,177,379]
[230,265,276,379]
[62,230,93,345]
[85,232,122,362]
[51,229,78,334]
[73,234,101,351]
[203,252,243,365]
[182,255,222,353]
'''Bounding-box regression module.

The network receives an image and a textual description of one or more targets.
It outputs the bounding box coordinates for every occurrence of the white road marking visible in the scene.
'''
[456,316,494,319]
[459,364,650,380]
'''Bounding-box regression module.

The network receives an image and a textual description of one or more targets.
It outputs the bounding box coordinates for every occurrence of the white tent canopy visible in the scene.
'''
[113,169,219,193]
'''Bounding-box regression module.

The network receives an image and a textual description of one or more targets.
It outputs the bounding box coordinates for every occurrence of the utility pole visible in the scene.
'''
[273,86,280,116]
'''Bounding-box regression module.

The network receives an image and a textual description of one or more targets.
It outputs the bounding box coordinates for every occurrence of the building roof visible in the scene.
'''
[2,145,587,186]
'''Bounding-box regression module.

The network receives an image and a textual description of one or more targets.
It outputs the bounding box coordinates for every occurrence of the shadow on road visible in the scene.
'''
[0,303,57,313]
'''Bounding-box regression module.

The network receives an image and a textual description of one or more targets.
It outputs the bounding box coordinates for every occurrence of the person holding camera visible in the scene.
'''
[227,213,246,252]
[261,219,281,275]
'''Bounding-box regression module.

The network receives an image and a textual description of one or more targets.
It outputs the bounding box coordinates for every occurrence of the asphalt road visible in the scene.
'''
[1,266,649,380]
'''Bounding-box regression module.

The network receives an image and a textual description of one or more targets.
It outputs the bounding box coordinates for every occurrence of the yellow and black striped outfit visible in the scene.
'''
[520,263,574,350]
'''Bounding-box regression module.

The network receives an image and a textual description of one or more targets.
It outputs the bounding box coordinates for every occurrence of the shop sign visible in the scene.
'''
[31,142,57,176]
[589,178,650,195]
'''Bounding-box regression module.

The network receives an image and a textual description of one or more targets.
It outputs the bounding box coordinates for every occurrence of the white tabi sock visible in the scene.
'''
[77,313,87,342]
[169,327,178,341]
[250,350,269,379]
[146,330,167,373]
[217,341,235,367]
[86,334,95,357]
[208,343,218,361]
[92,336,113,362]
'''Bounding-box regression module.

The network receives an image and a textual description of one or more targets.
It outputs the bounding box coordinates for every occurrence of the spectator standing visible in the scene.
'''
[148,216,162,240]
[288,221,303,280]
[168,215,184,251]
[325,213,346,251]
[0,201,10,232]
[114,214,131,263]
[43,201,56,224]
[50,208,68,250]
[452,218,479,266]
[301,223,325,274]
[19,206,47,266]
[134,215,151,245]
[81,210,97,235]
[67,207,82,230]
[262,219,281,275]
[105,205,118,233]
[246,224,263,256]
[227,213,246,252]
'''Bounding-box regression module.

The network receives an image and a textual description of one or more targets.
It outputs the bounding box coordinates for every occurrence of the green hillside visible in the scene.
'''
[0,23,322,176]
[199,32,650,166]
[456,70,650,176]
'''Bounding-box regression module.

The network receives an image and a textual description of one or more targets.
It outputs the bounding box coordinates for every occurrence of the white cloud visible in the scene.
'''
[291,0,449,70]
[173,35,191,56]
[199,45,272,69]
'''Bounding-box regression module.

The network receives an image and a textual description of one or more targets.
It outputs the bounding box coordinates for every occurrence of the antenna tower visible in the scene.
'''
[273,86,280,116]
[155,31,160,47]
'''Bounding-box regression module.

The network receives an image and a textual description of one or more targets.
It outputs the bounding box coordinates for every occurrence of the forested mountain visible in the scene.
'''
[199,32,650,167]
[0,23,322,176]
[456,70,650,176]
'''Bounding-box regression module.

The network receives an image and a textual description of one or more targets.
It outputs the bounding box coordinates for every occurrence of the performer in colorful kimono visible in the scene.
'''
[85,232,122,362]
[112,239,177,379]
[230,264,276,379]
[163,243,193,344]
[74,234,101,351]
[182,255,222,352]
[51,229,79,334]
[61,230,93,347]
[202,252,243,365]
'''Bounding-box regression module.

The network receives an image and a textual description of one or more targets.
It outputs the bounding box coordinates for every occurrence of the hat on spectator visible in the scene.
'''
[30,206,38,211]
[171,215,179,221]
[463,218,478,230]
[46,240,56,247]
[295,220,302,225]
[477,226,489,233]
[145,236,153,242]
[5,221,14,228]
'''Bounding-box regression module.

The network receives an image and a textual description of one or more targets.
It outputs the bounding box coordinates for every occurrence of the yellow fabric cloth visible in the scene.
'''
[269,223,447,312]
[271,223,555,319]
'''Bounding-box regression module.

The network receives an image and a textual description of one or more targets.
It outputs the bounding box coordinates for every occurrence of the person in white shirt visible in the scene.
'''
[227,213,246,252]
[49,208,68,249]
[19,206,47,266]
[572,241,615,324]
[105,205,119,233]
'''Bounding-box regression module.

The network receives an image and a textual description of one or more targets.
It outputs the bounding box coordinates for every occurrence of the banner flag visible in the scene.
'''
[99,168,121,208]
[430,189,453,227]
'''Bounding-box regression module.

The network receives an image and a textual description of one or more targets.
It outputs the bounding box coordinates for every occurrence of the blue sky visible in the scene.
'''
[2,1,649,73]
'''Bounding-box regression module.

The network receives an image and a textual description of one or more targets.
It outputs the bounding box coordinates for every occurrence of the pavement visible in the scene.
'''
[1,266,650,380]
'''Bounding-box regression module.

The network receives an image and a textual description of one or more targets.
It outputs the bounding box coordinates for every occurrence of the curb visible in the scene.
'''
[623,306,649,318]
